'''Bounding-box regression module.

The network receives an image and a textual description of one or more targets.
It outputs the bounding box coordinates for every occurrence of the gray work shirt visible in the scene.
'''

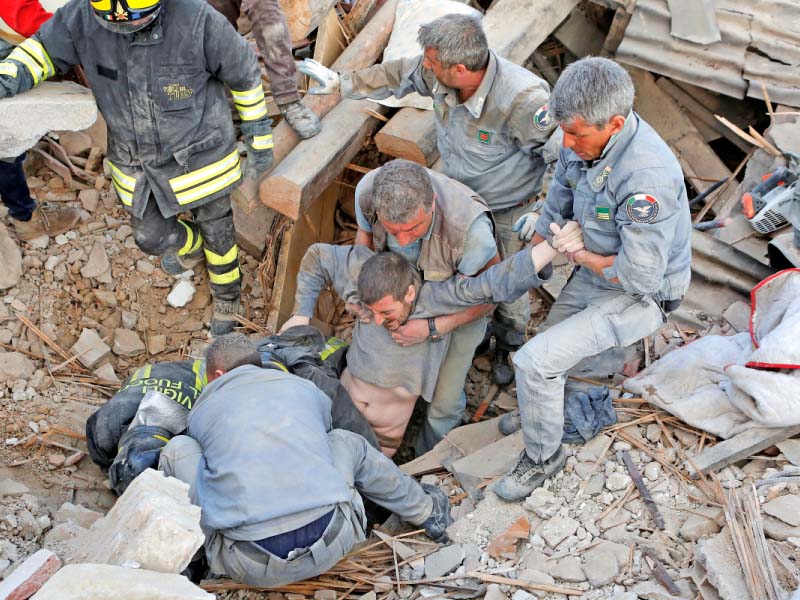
[293,243,550,400]
[535,112,692,301]
[341,51,555,210]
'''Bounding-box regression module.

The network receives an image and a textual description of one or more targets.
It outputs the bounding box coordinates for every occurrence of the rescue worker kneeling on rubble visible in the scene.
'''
[159,334,453,587]
[0,0,275,336]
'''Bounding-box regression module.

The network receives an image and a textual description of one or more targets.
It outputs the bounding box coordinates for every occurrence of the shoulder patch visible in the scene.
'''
[532,104,553,131]
[625,193,660,223]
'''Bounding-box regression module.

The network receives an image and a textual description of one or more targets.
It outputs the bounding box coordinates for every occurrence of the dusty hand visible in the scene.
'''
[512,212,537,242]
[298,58,340,95]
[390,318,429,347]
[245,148,274,180]
[550,221,584,254]
[279,314,310,333]
[345,302,373,324]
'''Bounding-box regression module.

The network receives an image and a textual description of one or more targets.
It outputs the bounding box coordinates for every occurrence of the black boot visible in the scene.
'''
[492,348,515,386]
[420,483,453,543]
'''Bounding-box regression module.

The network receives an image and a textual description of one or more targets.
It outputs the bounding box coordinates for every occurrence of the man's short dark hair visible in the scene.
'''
[205,333,261,376]
[357,252,421,306]
[373,160,434,224]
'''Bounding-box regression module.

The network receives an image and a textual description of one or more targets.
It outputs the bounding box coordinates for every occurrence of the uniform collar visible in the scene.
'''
[432,51,498,119]
[585,111,638,192]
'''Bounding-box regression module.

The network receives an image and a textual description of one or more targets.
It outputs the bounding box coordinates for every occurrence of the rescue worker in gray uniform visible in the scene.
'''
[298,13,557,386]
[493,57,692,501]
[339,159,501,454]
[205,0,322,139]
[160,334,453,588]
[0,0,275,336]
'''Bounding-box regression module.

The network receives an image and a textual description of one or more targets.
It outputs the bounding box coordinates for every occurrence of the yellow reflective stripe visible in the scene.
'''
[251,134,273,150]
[142,364,152,379]
[131,367,143,381]
[108,160,136,191]
[0,62,18,77]
[231,85,265,104]
[267,360,289,373]
[320,337,347,360]
[178,221,203,255]
[173,163,242,205]
[127,0,161,8]
[21,39,54,78]
[8,48,43,85]
[112,180,133,206]
[169,150,239,193]
[208,267,240,285]
[237,102,268,121]
[192,359,207,390]
[152,434,171,444]
[204,244,238,266]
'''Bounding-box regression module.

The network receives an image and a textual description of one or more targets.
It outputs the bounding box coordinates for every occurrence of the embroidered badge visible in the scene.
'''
[532,104,553,131]
[596,206,611,221]
[625,193,660,223]
[477,129,492,144]
[163,83,194,101]
[112,1,128,20]
[593,166,613,187]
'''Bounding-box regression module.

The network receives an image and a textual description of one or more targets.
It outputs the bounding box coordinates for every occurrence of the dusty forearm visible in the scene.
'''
[574,249,618,282]
[432,304,493,335]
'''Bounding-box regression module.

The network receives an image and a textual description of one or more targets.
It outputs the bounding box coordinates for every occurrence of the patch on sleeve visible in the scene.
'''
[625,193,660,223]
[532,104,553,131]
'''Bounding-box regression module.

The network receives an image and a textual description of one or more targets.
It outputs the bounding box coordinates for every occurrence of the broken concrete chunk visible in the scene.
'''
[54,502,104,529]
[582,551,618,587]
[0,477,30,497]
[695,527,750,600]
[0,549,61,600]
[69,469,204,573]
[71,328,111,369]
[777,439,800,466]
[78,189,100,213]
[763,494,800,526]
[424,544,464,578]
[483,583,508,600]
[0,82,98,156]
[679,507,722,541]
[147,334,167,355]
[167,280,196,308]
[31,564,213,599]
[112,328,145,358]
[631,579,695,600]
[0,222,22,290]
[55,130,93,156]
[546,555,586,582]
[0,351,35,383]
[93,362,120,384]
[721,301,751,333]
[540,515,579,548]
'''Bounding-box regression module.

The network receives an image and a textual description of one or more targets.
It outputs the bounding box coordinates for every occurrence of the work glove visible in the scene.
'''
[240,119,275,180]
[298,58,341,95]
[550,221,584,253]
[512,211,538,242]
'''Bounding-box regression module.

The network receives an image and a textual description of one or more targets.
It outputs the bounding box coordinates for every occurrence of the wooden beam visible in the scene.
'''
[375,108,440,166]
[342,0,378,35]
[601,2,635,57]
[265,100,390,220]
[373,0,580,165]
[278,0,337,43]
[312,7,348,67]
[692,425,800,475]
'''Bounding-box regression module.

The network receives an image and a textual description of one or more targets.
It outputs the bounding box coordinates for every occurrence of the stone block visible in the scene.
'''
[582,551,618,587]
[679,507,722,541]
[54,502,104,529]
[31,564,212,599]
[540,515,579,548]
[424,544,464,578]
[69,469,204,573]
[0,222,22,291]
[694,527,750,600]
[0,549,61,600]
[112,328,145,358]
[0,82,98,156]
[763,494,800,526]
[70,329,111,369]
[547,556,586,582]
[80,241,110,281]
[0,352,35,383]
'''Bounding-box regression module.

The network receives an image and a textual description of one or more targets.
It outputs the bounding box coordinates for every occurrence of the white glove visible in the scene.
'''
[297,58,340,95]
[512,212,538,242]
[550,221,584,253]
[279,314,310,333]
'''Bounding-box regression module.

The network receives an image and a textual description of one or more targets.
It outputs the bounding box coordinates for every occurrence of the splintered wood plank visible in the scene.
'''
[691,425,800,475]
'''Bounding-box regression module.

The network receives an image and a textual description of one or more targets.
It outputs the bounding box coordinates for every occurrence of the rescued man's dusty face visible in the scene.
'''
[364,286,416,331]
[560,115,626,162]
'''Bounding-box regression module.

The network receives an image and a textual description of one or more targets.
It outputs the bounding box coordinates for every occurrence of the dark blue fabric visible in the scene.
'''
[562,386,616,443]
[253,509,334,559]
[0,154,36,221]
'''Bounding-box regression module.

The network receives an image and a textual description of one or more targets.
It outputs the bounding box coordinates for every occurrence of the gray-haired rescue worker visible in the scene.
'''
[280,228,580,455]
[493,57,692,501]
[0,0,275,336]
[298,13,557,386]
[205,0,321,138]
[160,333,453,588]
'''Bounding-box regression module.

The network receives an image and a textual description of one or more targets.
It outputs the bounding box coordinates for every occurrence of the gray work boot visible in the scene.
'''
[420,483,453,543]
[209,297,241,337]
[498,410,521,436]
[161,249,205,276]
[280,101,321,139]
[11,204,80,241]
[492,348,515,386]
[492,446,566,502]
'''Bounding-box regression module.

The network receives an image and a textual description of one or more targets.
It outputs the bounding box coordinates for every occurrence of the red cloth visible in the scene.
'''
[0,0,53,38]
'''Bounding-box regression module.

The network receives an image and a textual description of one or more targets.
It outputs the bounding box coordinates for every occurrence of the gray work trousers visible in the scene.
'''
[512,269,665,462]
[415,315,488,455]
[159,430,432,587]
[206,0,300,105]
[491,203,534,350]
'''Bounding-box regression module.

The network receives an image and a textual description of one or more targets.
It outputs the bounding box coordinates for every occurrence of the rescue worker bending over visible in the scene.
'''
[493,58,692,501]
[0,0,275,335]
[159,334,453,588]
[280,224,583,455]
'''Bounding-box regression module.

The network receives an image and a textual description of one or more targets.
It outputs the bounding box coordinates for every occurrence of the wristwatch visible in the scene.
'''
[427,317,443,342]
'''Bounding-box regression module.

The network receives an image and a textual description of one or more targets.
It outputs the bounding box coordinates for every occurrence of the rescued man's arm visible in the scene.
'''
[340,56,435,101]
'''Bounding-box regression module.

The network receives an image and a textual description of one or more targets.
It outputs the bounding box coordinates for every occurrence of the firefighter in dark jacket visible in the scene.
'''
[0,0,274,335]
